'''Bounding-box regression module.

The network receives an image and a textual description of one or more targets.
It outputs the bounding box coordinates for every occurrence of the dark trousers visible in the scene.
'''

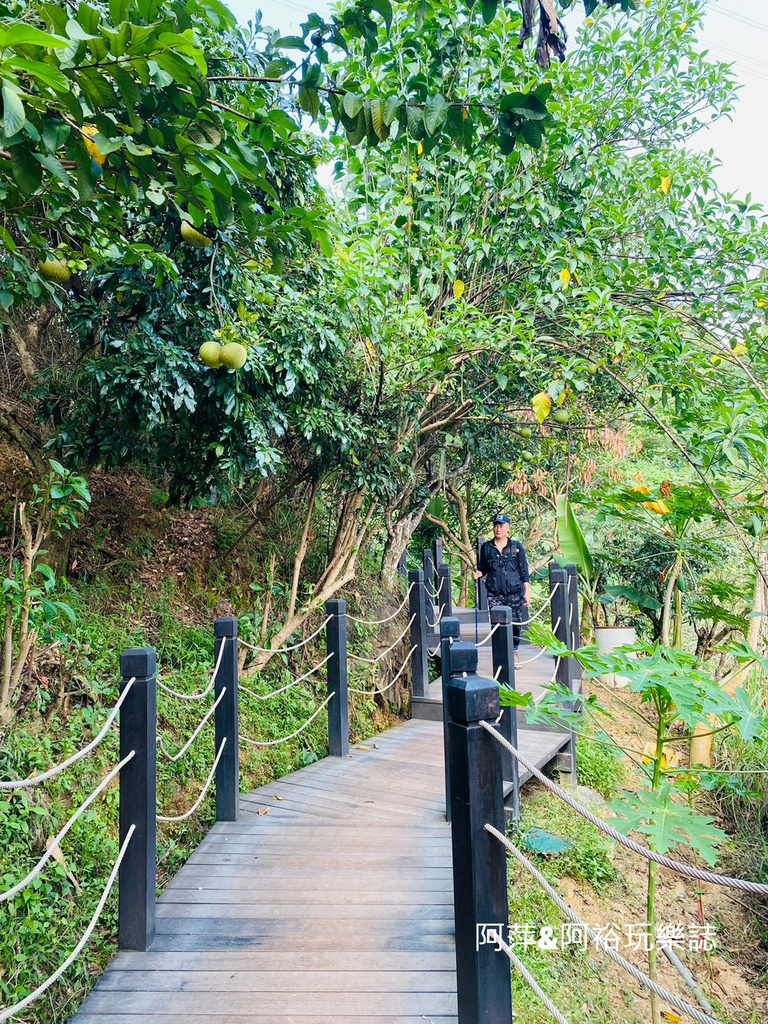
[487,592,528,648]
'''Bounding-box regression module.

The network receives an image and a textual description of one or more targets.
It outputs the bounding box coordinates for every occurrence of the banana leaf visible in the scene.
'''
[556,494,594,580]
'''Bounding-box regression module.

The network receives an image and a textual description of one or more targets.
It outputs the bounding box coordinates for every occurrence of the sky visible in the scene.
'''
[224,0,768,209]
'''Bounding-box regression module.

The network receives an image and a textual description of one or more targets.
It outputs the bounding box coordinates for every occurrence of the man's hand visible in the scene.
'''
[472,569,483,581]
[523,583,532,607]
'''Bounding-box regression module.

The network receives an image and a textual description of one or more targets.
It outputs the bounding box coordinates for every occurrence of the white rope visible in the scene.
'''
[239,615,332,654]
[157,738,227,822]
[348,615,416,664]
[515,618,561,664]
[548,656,563,682]
[426,606,444,630]
[427,642,441,657]
[347,584,415,624]
[433,574,447,597]
[348,646,417,695]
[240,692,335,747]
[157,638,226,701]
[502,938,571,1024]
[0,679,136,791]
[494,665,503,680]
[0,752,135,904]
[480,722,768,896]
[239,653,334,701]
[0,825,135,1024]
[475,623,500,647]
[486,825,723,1024]
[158,688,225,762]
[506,582,562,625]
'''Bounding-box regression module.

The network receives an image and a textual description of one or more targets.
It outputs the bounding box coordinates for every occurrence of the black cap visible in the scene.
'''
[493,513,511,525]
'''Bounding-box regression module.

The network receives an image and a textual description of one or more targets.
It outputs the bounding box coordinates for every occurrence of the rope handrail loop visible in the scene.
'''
[0,825,135,1024]
[157,738,227,823]
[474,623,500,647]
[239,653,334,702]
[502,586,562,627]
[516,644,554,667]
[158,688,226,762]
[433,573,447,598]
[240,692,335,747]
[479,722,768,896]
[0,679,136,791]
[348,646,417,695]
[348,615,416,665]
[347,583,415,625]
[157,638,226,701]
[239,615,333,654]
[485,825,723,1024]
[427,642,441,657]
[0,752,135,904]
[425,607,444,630]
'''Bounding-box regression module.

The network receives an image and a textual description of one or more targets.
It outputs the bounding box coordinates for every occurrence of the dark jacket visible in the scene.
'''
[478,539,530,596]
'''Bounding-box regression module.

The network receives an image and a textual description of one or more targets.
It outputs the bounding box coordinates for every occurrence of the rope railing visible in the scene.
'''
[347,583,415,625]
[485,825,723,1024]
[514,619,561,665]
[156,638,226,701]
[474,622,500,647]
[239,653,333,701]
[0,678,136,791]
[348,646,417,696]
[479,721,768,896]
[348,614,416,665]
[502,938,571,1024]
[0,752,135,904]
[239,615,332,654]
[158,687,226,762]
[425,606,444,630]
[240,691,335,747]
[157,738,227,823]
[507,581,562,625]
[0,825,135,1024]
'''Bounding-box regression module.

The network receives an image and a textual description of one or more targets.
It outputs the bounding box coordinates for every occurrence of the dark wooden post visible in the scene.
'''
[118,647,157,952]
[549,564,571,693]
[434,537,444,568]
[565,564,582,784]
[476,536,488,612]
[437,563,453,619]
[409,569,429,699]
[326,599,349,757]
[490,606,520,822]
[423,548,436,630]
[396,549,408,578]
[214,616,239,822]
[446,642,513,1024]
[440,616,462,823]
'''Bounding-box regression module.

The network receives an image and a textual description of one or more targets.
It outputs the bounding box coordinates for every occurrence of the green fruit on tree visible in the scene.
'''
[220,342,248,369]
[500,461,513,471]
[552,409,571,424]
[38,257,71,283]
[521,451,535,463]
[199,342,223,368]
[587,362,599,375]
[520,426,533,439]
[676,574,686,593]
[181,220,214,249]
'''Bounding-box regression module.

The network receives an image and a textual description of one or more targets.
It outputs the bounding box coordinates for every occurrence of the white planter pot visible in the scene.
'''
[594,626,637,688]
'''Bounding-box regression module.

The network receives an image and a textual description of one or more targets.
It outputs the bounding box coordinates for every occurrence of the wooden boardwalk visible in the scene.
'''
[70,705,568,1024]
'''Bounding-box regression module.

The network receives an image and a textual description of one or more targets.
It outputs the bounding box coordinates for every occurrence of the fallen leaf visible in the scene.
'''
[258,807,269,816]
[356,745,370,750]
[661,1013,683,1022]
[46,838,82,895]
[273,795,283,801]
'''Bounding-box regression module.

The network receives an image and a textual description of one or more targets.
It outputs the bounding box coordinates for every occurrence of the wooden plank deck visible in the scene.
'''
[69,710,566,1023]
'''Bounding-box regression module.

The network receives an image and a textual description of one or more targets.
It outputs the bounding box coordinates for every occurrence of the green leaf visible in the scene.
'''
[603,585,662,611]
[481,0,498,24]
[557,494,594,579]
[276,35,309,52]
[0,23,69,48]
[298,84,320,120]
[731,686,767,743]
[370,0,393,27]
[6,58,69,93]
[608,785,727,866]
[520,119,543,148]
[370,96,388,140]
[2,84,25,137]
[10,144,42,193]
[345,109,366,146]
[406,104,425,140]
[424,93,448,136]
[343,91,363,118]
[382,95,400,125]
[108,0,132,24]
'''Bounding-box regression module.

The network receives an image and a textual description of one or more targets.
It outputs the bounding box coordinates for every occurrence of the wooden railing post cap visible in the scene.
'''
[564,564,578,577]
[549,563,568,580]
[408,568,424,583]
[215,616,238,637]
[120,648,156,678]
[326,599,346,614]
[440,616,461,639]
[446,673,500,725]
[490,606,513,625]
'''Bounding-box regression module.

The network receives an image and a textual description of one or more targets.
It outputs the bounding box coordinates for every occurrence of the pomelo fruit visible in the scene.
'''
[38,257,71,283]
[521,451,535,463]
[199,342,223,368]
[552,409,570,424]
[181,220,214,248]
[220,342,248,369]
[520,426,533,439]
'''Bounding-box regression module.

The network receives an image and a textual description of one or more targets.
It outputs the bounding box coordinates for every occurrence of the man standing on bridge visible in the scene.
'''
[472,514,531,664]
